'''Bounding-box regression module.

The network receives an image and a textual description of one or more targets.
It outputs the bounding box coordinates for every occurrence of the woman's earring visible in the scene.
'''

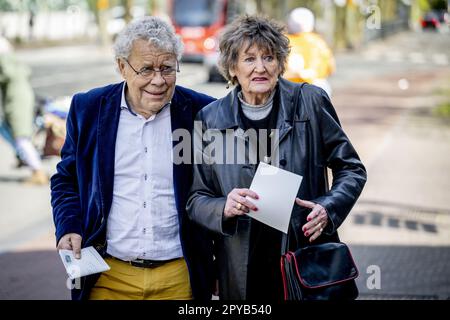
[226,80,232,89]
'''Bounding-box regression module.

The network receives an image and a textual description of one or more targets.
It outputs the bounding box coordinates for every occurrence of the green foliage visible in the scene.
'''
[434,83,450,118]
[0,0,20,11]
[434,103,450,118]
[418,0,431,11]
[0,0,89,11]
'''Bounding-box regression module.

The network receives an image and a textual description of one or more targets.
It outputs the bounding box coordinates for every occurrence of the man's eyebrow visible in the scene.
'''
[138,64,153,70]
[141,59,176,65]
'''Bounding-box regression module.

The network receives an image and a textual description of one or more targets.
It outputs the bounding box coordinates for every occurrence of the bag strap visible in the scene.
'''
[281,82,306,256]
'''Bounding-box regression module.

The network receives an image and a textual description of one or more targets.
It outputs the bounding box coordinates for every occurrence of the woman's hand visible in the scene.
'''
[224,188,259,219]
[296,198,329,243]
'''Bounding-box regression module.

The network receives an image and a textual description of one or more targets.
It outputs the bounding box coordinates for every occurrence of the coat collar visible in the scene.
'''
[213,78,298,138]
[170,85,193,132]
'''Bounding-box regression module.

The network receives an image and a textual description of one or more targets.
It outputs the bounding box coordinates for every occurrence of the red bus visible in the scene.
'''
[169,0,237,64]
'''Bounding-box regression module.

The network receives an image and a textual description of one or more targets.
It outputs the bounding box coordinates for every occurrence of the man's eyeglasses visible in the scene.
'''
[124,59,179,79]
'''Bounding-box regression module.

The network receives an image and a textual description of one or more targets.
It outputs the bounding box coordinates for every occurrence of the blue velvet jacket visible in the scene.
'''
[51,82,216,300]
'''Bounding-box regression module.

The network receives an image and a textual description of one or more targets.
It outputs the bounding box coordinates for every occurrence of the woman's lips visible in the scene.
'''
[252,77,268,82]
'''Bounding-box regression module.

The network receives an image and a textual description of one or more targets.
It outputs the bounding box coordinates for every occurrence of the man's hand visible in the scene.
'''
[57,233,82,259]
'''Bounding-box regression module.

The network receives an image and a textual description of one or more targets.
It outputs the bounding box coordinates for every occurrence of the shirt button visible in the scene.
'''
[144,147,148,153]
[144,174,148,181]
[143,202,146,208]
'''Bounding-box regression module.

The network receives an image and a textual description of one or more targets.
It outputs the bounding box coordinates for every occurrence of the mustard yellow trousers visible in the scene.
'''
[89,257,192,300]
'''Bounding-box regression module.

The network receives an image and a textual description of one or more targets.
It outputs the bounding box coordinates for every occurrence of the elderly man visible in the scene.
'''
[51,16,215,300]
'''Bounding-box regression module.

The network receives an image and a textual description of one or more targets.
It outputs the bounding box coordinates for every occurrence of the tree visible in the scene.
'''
[86,0,112,47]
[429,0,447,10]
[120,0,133,23]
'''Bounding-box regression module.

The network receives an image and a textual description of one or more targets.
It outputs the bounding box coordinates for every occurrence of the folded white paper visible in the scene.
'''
[58,246,110,280]
[246,162,303,234]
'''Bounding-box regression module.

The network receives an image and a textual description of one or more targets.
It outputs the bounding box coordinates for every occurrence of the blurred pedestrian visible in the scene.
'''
[187,15,366,300]
[0,35,48,185]
[284,7,335,97]
[28,1,37,41]
[51,16,216,300]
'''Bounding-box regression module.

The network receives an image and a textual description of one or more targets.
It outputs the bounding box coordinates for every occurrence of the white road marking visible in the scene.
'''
[432,53,449,65]
[409,52,426,64]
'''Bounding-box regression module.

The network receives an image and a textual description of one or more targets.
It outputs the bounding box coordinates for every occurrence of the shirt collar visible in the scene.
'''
[120,82,138,116]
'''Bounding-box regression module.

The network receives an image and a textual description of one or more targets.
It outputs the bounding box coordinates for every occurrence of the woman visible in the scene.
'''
[186,15,367,300]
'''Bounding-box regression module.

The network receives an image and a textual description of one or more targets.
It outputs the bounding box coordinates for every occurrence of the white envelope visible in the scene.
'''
[246,162,303,234]
[59,246,110,280]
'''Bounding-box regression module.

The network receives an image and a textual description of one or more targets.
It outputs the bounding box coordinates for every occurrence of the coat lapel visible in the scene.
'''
[213,88,241,130]
[276,79,296,142]
[270,79,299,166]
[97,83,122,218]
[170,87,193,218]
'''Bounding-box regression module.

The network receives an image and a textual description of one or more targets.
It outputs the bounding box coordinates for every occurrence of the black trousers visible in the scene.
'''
[246,220,284,301]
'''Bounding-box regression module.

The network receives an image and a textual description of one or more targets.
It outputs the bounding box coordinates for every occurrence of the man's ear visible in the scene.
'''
[117,58,127,79]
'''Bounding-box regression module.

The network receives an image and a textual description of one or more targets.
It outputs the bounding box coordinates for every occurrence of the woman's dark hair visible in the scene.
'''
[218,15,290,85]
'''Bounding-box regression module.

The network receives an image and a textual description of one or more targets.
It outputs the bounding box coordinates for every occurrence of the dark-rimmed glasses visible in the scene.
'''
[124,59,179,79]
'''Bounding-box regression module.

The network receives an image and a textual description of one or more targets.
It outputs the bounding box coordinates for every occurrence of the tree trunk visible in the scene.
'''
[122,0,133,23]
[96,0,111,48]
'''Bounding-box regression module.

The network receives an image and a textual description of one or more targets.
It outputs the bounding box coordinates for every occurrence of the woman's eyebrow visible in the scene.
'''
[242,51,256,56]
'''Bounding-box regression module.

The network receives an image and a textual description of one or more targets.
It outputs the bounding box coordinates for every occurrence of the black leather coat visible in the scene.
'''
[186,78,367,299]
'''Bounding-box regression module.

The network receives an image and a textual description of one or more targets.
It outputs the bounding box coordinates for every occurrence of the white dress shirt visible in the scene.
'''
[106,83,182,261]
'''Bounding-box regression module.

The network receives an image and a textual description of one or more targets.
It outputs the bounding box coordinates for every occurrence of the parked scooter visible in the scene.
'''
[33,95,69,158]
[5,95,69,171]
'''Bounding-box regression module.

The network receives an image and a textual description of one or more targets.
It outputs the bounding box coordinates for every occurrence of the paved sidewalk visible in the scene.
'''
[0,135,69,299]
[335,70,450,299]
[338,70,450,246]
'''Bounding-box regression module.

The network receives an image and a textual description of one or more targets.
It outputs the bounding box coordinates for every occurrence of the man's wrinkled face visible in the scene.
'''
[118,39,177,117]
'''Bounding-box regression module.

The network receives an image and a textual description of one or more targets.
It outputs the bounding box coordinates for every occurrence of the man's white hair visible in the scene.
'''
[287,7,315,34]
[113,16,183,60]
